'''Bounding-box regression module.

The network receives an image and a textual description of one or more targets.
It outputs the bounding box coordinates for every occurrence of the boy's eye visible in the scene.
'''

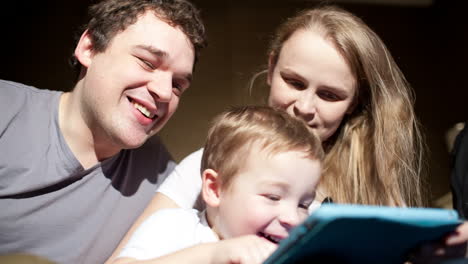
[298,202,310,210]
[263,194,280,201]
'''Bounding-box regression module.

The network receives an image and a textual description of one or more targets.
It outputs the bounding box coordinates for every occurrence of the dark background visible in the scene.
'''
[1,0,466,205]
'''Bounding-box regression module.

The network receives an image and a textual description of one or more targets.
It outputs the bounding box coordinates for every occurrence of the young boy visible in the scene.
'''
[115,106,324,263]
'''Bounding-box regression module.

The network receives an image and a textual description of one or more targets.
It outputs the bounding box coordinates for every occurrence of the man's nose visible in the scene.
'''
[147,73,172,103]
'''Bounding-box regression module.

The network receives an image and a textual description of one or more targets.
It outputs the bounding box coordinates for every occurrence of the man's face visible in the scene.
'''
[78,11,195,153]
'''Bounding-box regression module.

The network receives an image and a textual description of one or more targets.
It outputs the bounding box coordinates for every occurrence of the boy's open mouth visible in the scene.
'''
[258,232,282,244]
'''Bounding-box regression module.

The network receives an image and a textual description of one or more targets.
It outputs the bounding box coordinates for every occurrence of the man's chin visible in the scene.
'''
[118,134,151,150]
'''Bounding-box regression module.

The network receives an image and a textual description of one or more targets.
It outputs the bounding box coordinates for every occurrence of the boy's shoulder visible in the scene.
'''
[119,208,216,260]
[143,208,216,242]
[149,208,200,222]
[142,208,205,235]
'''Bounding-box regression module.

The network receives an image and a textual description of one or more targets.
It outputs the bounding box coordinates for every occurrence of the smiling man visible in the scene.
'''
[0,0,206,263]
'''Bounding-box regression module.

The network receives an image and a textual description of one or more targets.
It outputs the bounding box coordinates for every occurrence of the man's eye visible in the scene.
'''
[173,81,182,91]
[172,82,183,96]
[138,58,156,70]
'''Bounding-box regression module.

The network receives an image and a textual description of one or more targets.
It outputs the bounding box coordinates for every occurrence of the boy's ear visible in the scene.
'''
[74,29,94,68]
[202,169,221,207]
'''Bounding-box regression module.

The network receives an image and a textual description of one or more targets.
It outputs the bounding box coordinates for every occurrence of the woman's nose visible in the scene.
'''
[293,92,316,122]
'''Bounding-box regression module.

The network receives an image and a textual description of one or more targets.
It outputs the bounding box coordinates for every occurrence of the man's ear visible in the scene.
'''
[267,52,276,86]
[202,169,221,207]
[74,29,94,68]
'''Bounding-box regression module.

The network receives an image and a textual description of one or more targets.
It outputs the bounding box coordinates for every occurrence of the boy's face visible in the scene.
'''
[76,11,194,153]
[214,149,321,243]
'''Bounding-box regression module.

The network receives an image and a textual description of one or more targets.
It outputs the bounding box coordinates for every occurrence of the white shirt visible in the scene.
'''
[117,208,218,260]
[157,148,204,209]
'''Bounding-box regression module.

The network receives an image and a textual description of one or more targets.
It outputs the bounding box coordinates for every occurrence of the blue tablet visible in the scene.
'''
[264,204,462,264]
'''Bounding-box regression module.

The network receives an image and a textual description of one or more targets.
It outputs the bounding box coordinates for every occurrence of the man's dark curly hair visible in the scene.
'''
[70,0,207,75]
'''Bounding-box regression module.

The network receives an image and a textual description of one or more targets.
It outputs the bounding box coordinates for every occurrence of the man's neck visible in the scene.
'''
[58,89,119,169]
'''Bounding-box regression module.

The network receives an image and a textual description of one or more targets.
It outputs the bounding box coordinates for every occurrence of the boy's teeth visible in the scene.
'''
[133,102,154,119]
[266,234,280,243]
[260,232,281,243]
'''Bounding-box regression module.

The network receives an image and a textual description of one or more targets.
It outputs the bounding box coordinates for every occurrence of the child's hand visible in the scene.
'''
[212,234,278,264]
[408,222,468,264]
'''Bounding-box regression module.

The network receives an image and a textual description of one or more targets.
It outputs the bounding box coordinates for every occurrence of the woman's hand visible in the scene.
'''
[409,222,468,264]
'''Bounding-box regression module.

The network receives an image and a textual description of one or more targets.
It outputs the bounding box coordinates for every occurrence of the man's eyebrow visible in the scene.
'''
[135,44,168,59]
[135,44,193,84]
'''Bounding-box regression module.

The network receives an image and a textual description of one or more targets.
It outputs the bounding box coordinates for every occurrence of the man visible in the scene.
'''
[0,0,206,263]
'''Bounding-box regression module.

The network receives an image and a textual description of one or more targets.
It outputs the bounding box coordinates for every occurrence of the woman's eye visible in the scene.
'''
[318,90,340,101]
[284,78,306,90]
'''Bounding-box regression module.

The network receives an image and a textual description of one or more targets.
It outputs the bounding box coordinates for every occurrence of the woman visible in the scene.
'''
[108,5,425,263]
[159,5,423,209]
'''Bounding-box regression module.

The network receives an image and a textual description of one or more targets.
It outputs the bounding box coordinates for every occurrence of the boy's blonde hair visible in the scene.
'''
[201,105,323,190]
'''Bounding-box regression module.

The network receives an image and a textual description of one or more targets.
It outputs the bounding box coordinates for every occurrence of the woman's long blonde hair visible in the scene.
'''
[266,5,425,207]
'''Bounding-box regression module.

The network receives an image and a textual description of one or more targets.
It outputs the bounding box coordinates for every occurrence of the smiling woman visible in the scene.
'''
[267,28,356,143]
[263,6,424,206]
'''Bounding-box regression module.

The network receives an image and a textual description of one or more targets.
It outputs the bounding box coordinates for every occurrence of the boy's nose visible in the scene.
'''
[278,208,301,230]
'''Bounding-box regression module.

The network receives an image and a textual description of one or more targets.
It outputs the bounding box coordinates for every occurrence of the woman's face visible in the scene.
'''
[268,29,356,142]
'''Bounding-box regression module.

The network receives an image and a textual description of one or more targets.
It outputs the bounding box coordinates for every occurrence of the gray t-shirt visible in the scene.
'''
[0,80,176,263]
